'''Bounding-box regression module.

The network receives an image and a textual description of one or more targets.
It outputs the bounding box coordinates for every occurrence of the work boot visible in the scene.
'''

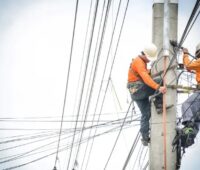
[155,104,174,114]
[141,137,150,146]
[180,121,199,148]
[181,127,196,147]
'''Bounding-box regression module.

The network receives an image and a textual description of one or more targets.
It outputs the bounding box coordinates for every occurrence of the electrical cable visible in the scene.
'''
[0,116,140,145]
[131,142,143,170]
[80,0,123,167]
[142,161,149,170]
[179,0,200,46]
[66,1,99,169]
[0,117,138,163]
[0,118,137,164]
[104,101,132,169]
[73,0,112,167]
[138,146,145,170]
[76,2,108,165]
[140,148,148,170]
[84,0,130,168]
[54,0,79,168]
[122,130,140,170]
[181,9,200,44]
[0,110,138,121]
[110,78,122,110]
[2,121,135,170]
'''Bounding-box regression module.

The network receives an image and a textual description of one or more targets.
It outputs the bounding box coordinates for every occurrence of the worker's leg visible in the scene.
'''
[182,92,200,123]
[179,93,200,147]
[135,98,151,142]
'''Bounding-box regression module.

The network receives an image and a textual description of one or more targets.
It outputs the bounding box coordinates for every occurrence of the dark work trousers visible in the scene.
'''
[182,91,200,124]
[127,78,162,140]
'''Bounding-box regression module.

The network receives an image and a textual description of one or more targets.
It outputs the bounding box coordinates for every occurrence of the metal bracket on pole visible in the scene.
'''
[167,84,199,91]
[153,0,178,4]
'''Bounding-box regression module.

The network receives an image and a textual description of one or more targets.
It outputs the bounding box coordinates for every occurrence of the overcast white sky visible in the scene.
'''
[0,0,199,170]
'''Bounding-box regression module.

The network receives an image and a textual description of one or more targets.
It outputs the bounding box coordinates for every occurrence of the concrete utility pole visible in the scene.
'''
[150,0,178,170]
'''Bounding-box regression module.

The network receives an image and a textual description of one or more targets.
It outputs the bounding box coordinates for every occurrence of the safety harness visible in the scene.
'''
[127,59,142,94]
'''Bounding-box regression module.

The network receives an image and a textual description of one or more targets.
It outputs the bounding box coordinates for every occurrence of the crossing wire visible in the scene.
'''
[71,0,93,149]
[138,146,146,170]
[75,0,126,168]
[0,117,139,162]
[104,101,132,169]
[0,111,139,122]
[142,161,149,170]
[2,121,135,170]
[122,130,140,170]
[0,120,135,165]
[0,115,140,145]
[179,0,200,46]
[53,0,79,169]
[77,2,108,165]
[0,119,138,165]
[181,9,200,45]
[66,0,100,169]
[73,0,112,168]
[81,0,125,167]
[84,0,131,169]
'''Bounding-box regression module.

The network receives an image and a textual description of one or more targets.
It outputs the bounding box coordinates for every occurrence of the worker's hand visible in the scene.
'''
[159,86,167,94]
[186,67,191,72]
[182,48,189,54]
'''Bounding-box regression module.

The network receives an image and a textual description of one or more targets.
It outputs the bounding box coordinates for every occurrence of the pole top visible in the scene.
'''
[153,0,178,4]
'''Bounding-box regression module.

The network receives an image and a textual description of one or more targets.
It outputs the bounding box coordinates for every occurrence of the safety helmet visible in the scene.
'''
[196,42,200,58]
[143,43,158,61]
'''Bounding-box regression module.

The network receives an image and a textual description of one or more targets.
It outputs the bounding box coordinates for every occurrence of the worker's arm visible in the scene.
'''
[182,48,200,70]
[183,54,200,70]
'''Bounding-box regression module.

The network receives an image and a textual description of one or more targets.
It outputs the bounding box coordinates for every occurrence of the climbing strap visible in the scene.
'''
[127,81,142,94]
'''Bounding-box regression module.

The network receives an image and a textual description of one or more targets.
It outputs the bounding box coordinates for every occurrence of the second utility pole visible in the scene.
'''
[150,0,178,169]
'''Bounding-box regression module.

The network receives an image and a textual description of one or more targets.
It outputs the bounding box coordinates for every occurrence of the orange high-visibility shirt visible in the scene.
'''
[128,56,159,90]
[183,54,200,84]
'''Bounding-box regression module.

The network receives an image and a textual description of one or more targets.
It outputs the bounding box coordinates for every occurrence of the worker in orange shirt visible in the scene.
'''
[127,43,166,146]
[178,43,200,148]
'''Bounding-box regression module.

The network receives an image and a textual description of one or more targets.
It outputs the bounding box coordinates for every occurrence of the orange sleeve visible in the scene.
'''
[183,54,200,71]
[134,58,159,90]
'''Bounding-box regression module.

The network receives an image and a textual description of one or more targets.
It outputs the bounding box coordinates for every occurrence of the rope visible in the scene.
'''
[162,56,167,170]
